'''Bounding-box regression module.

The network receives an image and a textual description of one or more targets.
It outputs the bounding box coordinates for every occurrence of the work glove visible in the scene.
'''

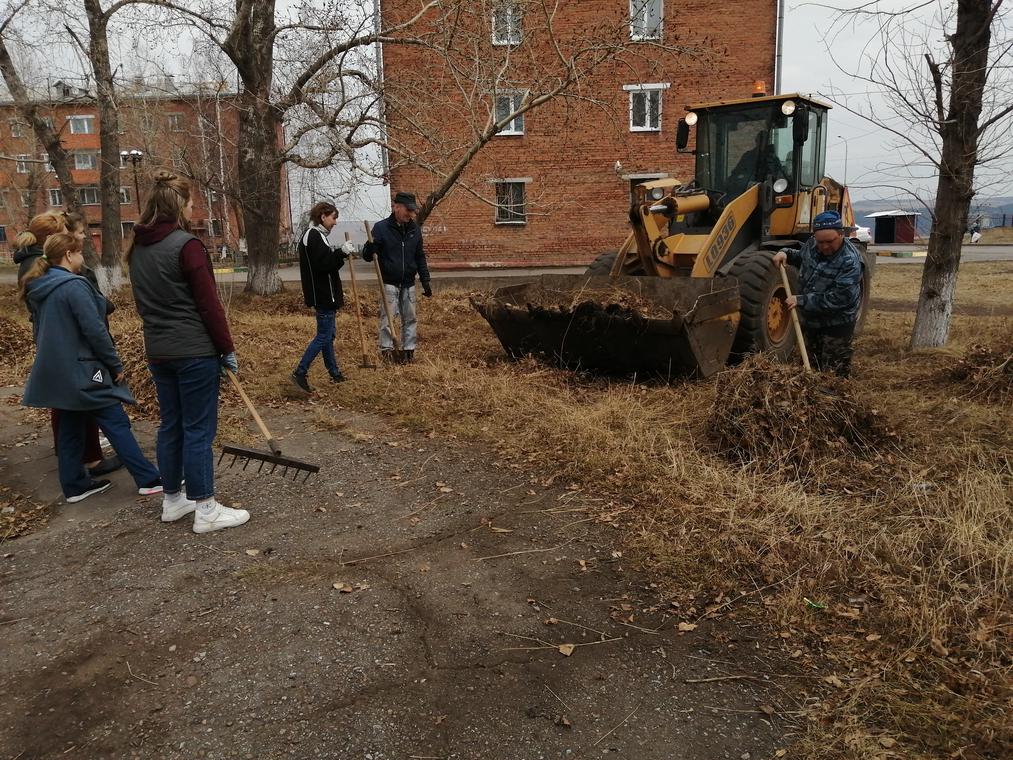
[361,241,376,262]
[220,352,239,377]
[340,240,356,256]
[422,280,433,298]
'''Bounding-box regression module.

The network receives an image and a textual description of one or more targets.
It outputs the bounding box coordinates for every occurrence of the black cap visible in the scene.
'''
[393,191,418,211]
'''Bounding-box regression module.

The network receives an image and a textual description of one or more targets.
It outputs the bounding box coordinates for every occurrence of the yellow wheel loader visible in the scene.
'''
[474,91,875,379]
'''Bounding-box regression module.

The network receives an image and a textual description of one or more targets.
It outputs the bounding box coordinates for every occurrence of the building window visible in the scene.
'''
[209,218,224,237]
[74,151,98,170]
[10,120,26,138]
[41,117,54,131]
[67,115,95,134]
[495,181,527,224]
[494,93,525,135]
[630,0,662,41]
[119,186,132,205]
[40,154,53,172]
[0,226,6,243]
[21,191,33,207]
[80,187,100,205]
[625,83,668,131]
[492,1,522,46]
[15,154,31,173]
[121,221,135,237]
[167,113,184,132]
[49,188,63,206]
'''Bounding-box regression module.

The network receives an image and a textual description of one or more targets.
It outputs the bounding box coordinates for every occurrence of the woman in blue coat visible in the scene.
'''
[20,233,162,503]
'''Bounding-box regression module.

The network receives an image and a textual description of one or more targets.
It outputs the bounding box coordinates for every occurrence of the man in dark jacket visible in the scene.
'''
[291,201,356,393]
[773,211,864,377]
[362,192,432,362]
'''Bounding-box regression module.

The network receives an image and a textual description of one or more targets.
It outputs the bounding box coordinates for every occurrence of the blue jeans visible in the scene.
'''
[57,404,160,499]
[296,309,341,377]
[379,285,417,351]
[148,357,220,501]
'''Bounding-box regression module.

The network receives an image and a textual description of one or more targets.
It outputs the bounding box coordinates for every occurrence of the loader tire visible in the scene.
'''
[854,243,875,335]
[586,251,619,276]
[727,250,798,361]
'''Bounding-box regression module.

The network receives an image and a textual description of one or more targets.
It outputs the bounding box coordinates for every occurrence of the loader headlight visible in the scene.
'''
[649,187,665,200]
[773,178,789,193]
[684,111,698,126]
[781,100,796,116]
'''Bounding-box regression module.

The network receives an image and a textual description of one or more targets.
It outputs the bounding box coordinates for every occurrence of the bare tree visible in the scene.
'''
[831,1,1013,347]
[0,3,99,264]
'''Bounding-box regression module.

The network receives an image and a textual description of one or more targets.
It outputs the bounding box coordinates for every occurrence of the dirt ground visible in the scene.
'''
[0,391,793,760]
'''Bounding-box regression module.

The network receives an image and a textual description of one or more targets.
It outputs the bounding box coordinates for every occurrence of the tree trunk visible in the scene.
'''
[0,35,98,266]
[84,0,122,276]
[238,91,283,295]
[910,0,992,348]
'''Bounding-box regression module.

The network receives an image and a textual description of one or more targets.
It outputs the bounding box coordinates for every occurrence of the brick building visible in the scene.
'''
[381,0,778,267]
[0,79,291,262]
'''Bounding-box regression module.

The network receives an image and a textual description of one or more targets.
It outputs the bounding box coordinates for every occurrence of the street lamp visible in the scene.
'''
[836,135,849,186]
[120,149,143,214]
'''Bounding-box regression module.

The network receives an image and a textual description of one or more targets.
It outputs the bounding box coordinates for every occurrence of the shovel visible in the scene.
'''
[219,369,320,481]
[363,220,410,364]
[344,232,375,369]
[779,263,812,372]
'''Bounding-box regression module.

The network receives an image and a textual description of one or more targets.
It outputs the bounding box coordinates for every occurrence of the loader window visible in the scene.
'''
[697,105,787,199]
[797,109,824,187]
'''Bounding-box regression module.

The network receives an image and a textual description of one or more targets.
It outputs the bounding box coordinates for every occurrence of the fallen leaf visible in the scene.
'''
[930,638,949,657]
[775,751,787,758]
[879,737,897,748]
[558,644,576,656]
[489,526,513,533]
[677,622,698,632]
[554,715,571,728]
[438,486,454,493]
[823,674,846,689]
[332,582,354,593]
[759,704,776,717]
[865,634,882,642]
[544,617,559,625]
[244,548,260,557]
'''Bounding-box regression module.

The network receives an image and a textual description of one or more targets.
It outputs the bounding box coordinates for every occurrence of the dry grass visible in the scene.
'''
[1,262,1011,758]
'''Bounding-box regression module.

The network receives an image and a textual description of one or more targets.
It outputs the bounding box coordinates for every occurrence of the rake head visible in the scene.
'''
[218,444,320,482]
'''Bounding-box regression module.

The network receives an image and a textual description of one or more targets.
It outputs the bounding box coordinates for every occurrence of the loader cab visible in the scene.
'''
[678,94,829,230]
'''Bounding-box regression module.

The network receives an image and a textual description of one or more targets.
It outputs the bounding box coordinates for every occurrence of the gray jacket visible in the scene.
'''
[22,266,135,411]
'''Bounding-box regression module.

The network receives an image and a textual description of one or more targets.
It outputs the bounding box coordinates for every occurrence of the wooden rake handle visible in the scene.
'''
[779,262,812,372]
[363,220,401,350]
[225,368,281,455]
[344,231,373,367]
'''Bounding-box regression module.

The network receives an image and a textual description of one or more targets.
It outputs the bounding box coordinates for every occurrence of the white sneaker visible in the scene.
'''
[161,493,197,522]
[192,501,250,534]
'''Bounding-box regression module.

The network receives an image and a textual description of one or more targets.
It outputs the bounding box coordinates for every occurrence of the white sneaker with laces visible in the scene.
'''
[192,501,250,534]
[161,493,197,522]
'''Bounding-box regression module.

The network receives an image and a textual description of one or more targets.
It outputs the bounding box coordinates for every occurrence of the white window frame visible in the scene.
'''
[80,187,100,205]
[10,120,25,138]
[21,191,32,208]
[624,83,669,132]
[15,154,31,173]
[492,1,522,46]
[119,186,132,205]
[630,0,663,41]
[121,220,135,237]
[491,177,531,225]
[74,151,98,170]
[167,112,184,132]
[40,153,53,172]
[494,92,525,136]
[67,115,95,135]
[48,188,63,206]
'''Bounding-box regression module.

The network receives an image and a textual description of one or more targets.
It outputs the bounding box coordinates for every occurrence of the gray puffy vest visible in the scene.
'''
[130,229,217,359]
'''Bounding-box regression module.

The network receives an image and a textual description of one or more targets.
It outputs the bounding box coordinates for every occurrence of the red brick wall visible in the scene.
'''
[382,0,777,268]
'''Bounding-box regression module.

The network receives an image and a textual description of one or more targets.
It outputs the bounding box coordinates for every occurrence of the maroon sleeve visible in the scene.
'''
[179,239,235,355]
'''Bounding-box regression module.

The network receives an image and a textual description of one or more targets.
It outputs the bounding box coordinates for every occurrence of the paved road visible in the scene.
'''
[2,244,1010,288]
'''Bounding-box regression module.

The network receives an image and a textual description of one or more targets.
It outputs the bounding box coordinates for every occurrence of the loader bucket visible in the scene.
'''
[472,275,741,379]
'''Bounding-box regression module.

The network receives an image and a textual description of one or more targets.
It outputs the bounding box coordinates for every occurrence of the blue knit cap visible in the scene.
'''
[813,211,843,230]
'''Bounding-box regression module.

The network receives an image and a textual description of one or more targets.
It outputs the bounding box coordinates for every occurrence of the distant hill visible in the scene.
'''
[852,196,1013,234]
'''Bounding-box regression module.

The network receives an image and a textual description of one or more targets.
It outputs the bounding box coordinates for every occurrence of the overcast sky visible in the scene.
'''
[781,1,1013,209]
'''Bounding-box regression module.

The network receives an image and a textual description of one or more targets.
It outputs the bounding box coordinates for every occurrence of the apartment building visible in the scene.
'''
[0,79,291,260]
[381,0,778,266]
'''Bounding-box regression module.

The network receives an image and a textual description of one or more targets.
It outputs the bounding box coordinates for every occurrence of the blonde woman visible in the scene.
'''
[128,170,248,533]
[20,233,161,503]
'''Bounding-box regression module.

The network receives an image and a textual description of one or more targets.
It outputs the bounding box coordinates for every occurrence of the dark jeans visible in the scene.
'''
[804,322,856,378]
[148,357,220,501]
[57,404,160,498]
[51,409,103,463]
[296,309,342,377]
